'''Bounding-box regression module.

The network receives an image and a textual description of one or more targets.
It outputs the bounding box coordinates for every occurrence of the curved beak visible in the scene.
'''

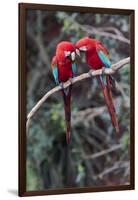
[75,49,80,57]
[71,51,75,61]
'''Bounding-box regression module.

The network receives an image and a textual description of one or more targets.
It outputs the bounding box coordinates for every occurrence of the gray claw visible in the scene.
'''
[59,82,64,90]
[69,78,73,85]
[102,67,106,74]
[88,69,93,77]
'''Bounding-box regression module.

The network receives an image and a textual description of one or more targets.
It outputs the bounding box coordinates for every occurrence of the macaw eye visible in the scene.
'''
[79,46,87,51]
[64,51,71,57]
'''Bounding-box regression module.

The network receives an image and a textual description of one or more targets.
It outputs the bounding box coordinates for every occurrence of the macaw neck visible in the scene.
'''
[86,46,94,61]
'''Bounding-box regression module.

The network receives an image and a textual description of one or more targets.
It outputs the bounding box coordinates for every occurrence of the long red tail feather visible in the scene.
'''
[61,85,72,144]
[99,76,119,134]
[106,76,116,112]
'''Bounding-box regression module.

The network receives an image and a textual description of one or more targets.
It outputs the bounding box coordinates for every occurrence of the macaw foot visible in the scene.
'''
[88,69,93,77]
[60,82,70,95]
[101,67,106,74]
[59,82,64,90]
[69,78,73,85]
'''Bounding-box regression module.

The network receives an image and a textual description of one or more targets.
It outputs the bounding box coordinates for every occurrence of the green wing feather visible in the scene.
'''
[97,45,111,85]
[97,50,111,68]
[52,65,59,85]
[72,62,77,78]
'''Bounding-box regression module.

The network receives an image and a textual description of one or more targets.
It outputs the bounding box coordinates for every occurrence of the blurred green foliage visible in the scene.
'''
[26,9,130,191]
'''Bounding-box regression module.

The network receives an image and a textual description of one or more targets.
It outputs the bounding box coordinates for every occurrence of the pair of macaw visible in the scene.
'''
[51,37,119,144]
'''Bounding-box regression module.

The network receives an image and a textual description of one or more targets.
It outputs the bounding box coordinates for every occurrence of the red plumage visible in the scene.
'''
[76,37,119,134]
[76,37,109,69]
[61,85,72,144]
[51,41,76,143]
[56,42,75,82]
[99,76,119,134]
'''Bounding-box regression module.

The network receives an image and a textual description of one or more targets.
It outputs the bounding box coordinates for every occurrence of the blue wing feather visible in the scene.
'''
[97,50,111,86]
[97,50,111,68]
[72,63,77,78]
[52,65,59,85]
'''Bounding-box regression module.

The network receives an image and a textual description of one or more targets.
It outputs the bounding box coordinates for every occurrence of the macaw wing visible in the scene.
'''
[97,50,111,68]
[96,43,111,68]
[96,43,111,85]
[52,65,59,85]
[72,62,77,78]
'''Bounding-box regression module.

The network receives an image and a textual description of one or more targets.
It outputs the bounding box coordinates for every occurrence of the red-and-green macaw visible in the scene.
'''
[75,37,119,134]
[51,41,77,144]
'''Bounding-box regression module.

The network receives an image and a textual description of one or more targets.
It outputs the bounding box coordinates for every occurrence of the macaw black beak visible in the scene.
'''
[71,51,75,61]
[75,48,80,57]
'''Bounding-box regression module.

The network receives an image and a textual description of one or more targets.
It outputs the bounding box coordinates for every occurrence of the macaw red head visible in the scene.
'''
[56,41,76,62]
[75,37,94,56]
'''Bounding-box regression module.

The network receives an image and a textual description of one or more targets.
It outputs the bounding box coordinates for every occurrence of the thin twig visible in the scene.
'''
[83,144,123,160]
[97,27,124,36]
[84,26,130,44]
[26,57,130,134]
[97,161,129,179]
[66,14,130,44]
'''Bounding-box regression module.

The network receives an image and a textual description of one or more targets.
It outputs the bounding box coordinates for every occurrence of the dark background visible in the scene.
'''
[26,9,130,190]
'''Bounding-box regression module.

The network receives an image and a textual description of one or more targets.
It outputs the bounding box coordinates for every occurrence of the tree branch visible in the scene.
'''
[84,25,130,44]
[26,57,130,134]
[66,14,130,44]
[83,144,123,160]
[96,161,129,179]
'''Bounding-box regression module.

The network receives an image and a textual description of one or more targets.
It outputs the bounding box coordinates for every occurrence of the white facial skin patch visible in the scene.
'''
[64,51,71,57]
[71,51,75,61]
[79,46,87,51]
[75,49,80,56]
